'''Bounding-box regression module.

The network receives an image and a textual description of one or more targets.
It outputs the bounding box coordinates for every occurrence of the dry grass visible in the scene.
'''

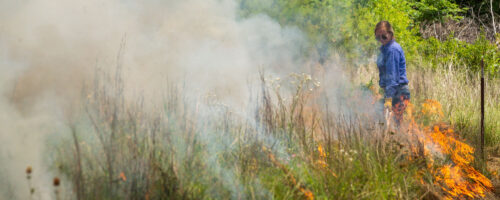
[41,60,499,199]
[354,63,500,147]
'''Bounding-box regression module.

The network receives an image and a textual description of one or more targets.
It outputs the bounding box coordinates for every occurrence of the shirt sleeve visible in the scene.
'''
[398,49,408,84]
[382,48,400,98]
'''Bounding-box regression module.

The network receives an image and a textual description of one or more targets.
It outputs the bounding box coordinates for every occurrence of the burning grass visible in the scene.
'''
[403,101,494,199]
[41,64,498,199]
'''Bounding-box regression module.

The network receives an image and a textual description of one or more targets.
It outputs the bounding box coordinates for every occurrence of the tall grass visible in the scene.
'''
[353,63,500,147]
[44,64,434,199]
[45,60,499,199]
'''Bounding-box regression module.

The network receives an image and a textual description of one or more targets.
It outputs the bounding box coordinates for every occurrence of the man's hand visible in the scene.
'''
[384,98,392,108]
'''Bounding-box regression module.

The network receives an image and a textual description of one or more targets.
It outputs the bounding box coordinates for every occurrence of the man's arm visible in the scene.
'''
[383,48,400,98]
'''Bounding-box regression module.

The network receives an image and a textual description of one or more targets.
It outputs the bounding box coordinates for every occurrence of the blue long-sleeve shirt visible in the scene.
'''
[376,40,409,98]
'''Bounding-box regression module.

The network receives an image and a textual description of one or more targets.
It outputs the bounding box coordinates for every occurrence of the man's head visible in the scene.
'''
[374,21,394,45]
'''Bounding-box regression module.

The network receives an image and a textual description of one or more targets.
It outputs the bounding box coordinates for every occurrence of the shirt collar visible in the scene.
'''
[380,39,395,50]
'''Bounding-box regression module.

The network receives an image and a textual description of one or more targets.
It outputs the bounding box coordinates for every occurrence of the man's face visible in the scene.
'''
[375,29,391,45]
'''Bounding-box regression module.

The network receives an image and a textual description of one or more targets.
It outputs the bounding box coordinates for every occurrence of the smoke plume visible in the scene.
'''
[0,0,315,198]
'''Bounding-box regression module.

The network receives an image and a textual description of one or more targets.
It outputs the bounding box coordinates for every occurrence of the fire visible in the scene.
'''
[429,125,492,199]
[318,145,327,158]
[263,146,315,200]
[315,144,337,177]
[403,100,493,198]
[421,99,444,118]
[119,172,127,182]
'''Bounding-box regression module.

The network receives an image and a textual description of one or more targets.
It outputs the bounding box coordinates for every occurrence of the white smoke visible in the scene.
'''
[0,0,310,198]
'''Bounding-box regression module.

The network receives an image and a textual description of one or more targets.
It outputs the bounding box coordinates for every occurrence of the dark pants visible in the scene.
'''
[391,84,411,125]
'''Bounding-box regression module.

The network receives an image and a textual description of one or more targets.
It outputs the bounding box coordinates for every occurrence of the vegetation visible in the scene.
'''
[239,0,499,139]
[24,0,500,199]
[239,0,499,76]
[36,60,498,199]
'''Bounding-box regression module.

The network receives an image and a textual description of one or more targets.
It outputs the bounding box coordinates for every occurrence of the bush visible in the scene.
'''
[408,0,466,24]
[418,33,500,76]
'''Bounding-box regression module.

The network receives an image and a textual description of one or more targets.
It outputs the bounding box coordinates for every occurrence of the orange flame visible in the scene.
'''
[429,125,492,198]
[318,145,327,158]
[119,172,127,182]
[404,100,493,198]
[315,144,337,177]
[421,99,444,118]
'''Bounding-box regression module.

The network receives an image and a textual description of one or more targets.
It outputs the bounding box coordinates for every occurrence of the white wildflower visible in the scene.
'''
[305,74,312,81]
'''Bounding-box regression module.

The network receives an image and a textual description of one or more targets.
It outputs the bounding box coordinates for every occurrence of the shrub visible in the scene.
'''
[418,33,500,76]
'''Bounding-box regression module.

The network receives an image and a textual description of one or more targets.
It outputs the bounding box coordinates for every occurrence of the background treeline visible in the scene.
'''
[238,0,500,76]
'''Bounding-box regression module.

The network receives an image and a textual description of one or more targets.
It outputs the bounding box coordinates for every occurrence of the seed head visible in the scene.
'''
[53,177,60,187]
[26,166,32,174]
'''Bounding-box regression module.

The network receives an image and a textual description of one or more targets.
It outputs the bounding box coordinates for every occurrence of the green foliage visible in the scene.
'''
[408,0,466,23]
[418,33,500,76]
[238,0,499,76]
[348,0,421,62]
[239,0,422,63]
[454,0,500,19]
[240,0,354,61]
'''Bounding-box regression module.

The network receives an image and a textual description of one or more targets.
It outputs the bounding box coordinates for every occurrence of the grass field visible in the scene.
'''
[32,60,498,199]
[1,0,498,199]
